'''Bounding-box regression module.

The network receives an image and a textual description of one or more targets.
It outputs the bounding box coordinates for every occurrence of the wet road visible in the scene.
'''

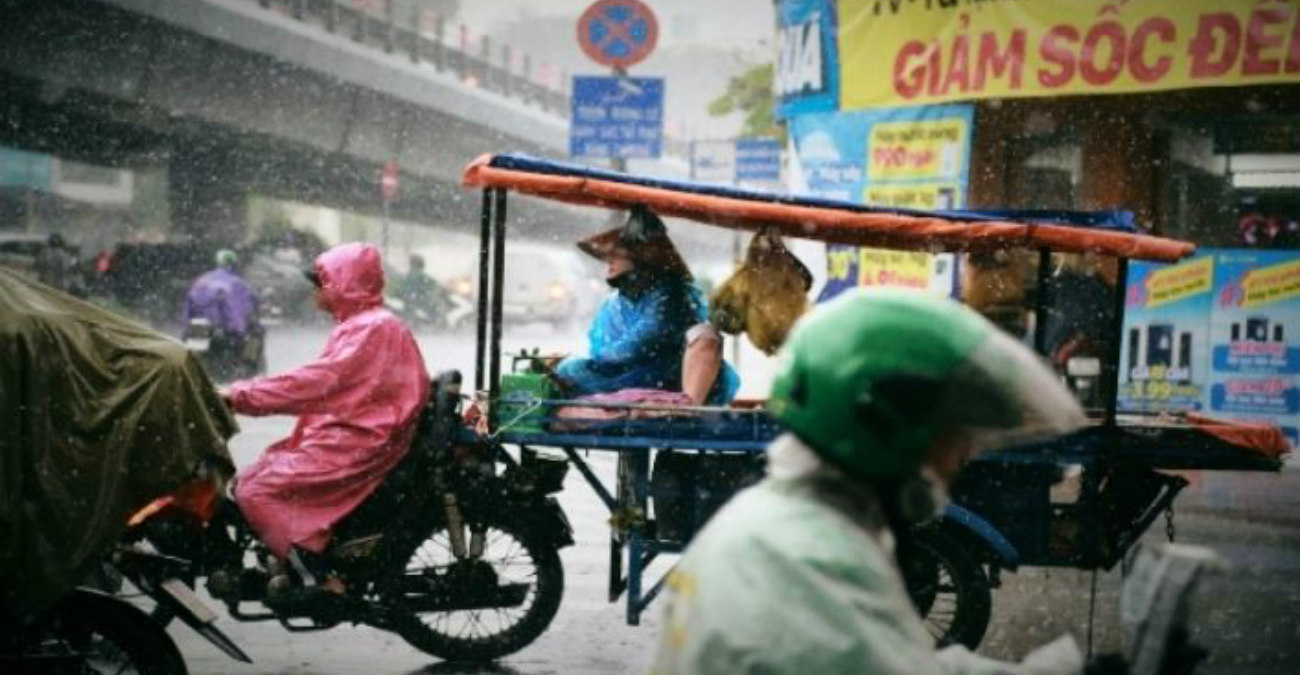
[174,325,1300,675]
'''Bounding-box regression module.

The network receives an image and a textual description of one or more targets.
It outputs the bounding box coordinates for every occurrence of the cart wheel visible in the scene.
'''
[899,525,992,649]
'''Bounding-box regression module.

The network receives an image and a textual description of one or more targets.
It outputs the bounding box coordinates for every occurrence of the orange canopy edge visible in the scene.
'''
[462,154,1196,263]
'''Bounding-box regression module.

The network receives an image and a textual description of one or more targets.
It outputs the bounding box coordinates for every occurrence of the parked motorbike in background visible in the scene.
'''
[387,286,475,331]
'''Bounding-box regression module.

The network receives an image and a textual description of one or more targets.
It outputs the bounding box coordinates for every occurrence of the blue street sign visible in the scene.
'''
[570,76,664,159]
[735,138,782,182]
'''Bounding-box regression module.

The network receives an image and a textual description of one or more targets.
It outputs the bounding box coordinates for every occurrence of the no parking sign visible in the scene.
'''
[576,0,658,69]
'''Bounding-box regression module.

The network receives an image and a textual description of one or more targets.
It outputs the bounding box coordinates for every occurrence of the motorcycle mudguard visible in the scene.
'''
[157,578,253,663]
[488,494,574,550]
[940,504,1020,570]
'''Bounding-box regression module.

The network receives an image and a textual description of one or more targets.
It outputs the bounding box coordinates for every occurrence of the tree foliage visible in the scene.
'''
[707,63,783,141]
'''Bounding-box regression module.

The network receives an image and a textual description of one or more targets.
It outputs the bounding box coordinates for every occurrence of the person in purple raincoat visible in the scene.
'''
[182,249,264,379]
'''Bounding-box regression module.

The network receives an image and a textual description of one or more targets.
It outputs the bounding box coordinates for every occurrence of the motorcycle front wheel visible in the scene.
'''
[389,512,564,662]
[2,588,189,675]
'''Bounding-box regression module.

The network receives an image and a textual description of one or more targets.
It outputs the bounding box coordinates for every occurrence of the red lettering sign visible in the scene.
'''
[1189,13,1241,78]
[1129,17,1176,82]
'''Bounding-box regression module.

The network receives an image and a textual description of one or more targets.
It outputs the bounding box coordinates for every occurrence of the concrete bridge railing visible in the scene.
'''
[251,0,693,160]
[254,0,570,116]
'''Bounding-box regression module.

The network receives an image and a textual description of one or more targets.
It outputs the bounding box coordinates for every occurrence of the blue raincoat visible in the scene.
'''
[554,278,739,404]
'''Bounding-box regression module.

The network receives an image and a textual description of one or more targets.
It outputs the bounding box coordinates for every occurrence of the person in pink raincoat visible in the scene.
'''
[225,242,429,574]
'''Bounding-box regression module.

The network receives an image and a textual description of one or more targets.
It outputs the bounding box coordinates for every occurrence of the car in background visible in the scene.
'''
[0,232,51,278]
[444,244,604,331]
[2,231,89,295]
[101,241,320,328]
[101,241,209,326]
[241,247,317,324]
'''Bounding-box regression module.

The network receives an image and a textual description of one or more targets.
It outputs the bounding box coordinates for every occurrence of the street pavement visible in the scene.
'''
[173,324,1300,675]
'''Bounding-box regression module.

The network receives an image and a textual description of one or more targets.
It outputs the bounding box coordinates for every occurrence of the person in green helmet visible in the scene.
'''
[650,287,1091,675]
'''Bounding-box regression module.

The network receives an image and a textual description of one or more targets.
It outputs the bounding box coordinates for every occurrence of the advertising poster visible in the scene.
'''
[1119,255,1215,413]
[776,0,839,119]
[790,104,972,301]
[1208,249,1300,448]
[858,248,956,296]
[838,0,1300,110]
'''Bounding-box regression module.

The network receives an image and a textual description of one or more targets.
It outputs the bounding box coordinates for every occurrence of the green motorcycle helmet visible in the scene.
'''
[768,287,1085,482]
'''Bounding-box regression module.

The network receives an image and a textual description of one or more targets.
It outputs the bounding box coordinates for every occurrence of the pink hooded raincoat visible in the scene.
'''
[228,243,429,557]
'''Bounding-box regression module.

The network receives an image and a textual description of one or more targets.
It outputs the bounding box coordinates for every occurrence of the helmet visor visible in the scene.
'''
[933,328,1087,452]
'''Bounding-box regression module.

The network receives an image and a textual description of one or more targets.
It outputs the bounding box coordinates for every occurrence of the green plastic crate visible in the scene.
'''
[496,352,558,433]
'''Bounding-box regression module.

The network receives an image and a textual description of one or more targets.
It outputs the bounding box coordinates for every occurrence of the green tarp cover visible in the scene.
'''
[0,269,236,620]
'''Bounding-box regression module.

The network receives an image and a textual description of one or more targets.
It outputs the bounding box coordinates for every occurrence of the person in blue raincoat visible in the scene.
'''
[553,206,739,404]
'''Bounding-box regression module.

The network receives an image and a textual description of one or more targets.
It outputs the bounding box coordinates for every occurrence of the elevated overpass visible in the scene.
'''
[0,0,599,244]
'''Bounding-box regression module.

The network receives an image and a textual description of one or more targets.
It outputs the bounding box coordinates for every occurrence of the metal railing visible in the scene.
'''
[254,0,571,117]
[252,0,694,160]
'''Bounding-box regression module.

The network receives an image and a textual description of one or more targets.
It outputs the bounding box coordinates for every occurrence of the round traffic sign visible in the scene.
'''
[380,160,399,201]
[576,0,658,69]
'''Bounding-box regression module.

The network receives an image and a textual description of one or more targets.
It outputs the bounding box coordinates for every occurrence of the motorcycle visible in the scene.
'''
[2,266,246,674]
[136,371,574,662]
[181,317,267,382]
[387,291,475,331]
[1,475,255,675]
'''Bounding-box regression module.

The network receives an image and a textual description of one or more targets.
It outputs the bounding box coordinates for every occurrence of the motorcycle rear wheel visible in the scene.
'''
[3,588,189,675]
[391,512,564,662]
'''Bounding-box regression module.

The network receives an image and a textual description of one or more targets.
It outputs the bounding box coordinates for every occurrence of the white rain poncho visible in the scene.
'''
[649,435,1083,675]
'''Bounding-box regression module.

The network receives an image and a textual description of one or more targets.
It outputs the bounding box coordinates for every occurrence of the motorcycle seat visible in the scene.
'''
[329,370,462,547]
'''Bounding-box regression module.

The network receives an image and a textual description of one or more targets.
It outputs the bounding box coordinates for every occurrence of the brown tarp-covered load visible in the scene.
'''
[0,269,236,621]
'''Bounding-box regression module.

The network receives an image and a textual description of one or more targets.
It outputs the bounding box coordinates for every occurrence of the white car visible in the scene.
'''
[445,244,605,330]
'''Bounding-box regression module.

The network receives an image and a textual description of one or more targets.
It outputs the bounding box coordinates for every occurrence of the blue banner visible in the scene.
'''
[735,138,781,182]
[570,76,664,159]
[775,0,838,119]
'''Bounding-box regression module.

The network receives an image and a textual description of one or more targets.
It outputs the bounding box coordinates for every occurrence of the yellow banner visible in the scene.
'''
[826,246,859,283]
[865,183,963,209]
[1241,258,1300,306]
[1146,257,1213,308]
[839,0,1300,109]
[859,248,934,289]
[867,118,968,182]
